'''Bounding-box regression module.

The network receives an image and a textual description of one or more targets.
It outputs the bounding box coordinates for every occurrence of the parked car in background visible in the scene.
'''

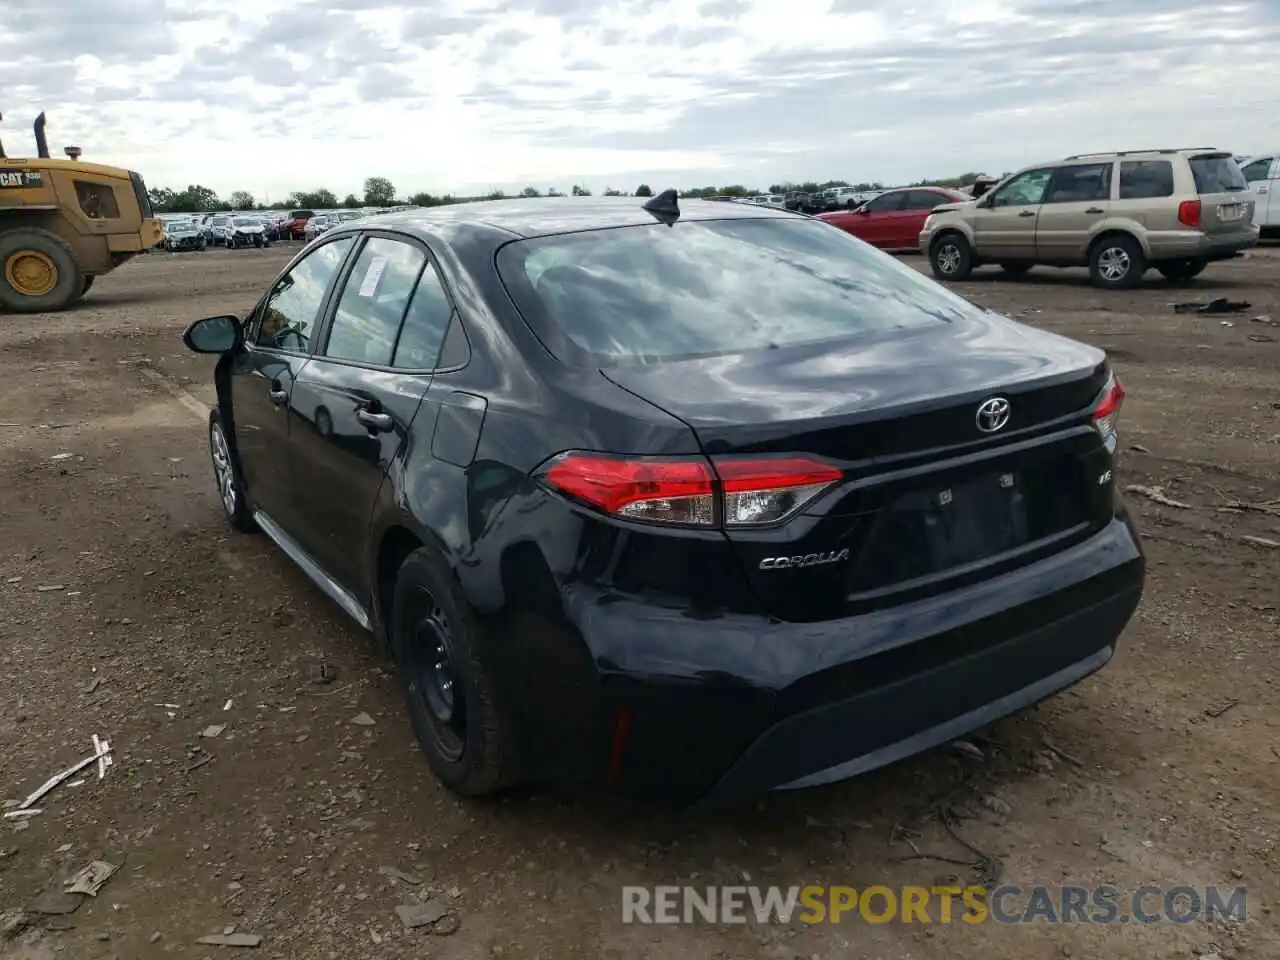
[283,209,315,240]
[920,148,1258,289]
[783,191,811,212]
[164,218,207,252]
[204,214,232,245]
[820,187,968,250]
[1238,152,1279,236]
[180,194,1143,808]
[830,187,878,209]
[226,216,270,248]
[252,215,281,243]
[303,214,332,242]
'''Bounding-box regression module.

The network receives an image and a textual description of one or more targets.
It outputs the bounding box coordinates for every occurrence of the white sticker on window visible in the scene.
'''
[357,257,388,297]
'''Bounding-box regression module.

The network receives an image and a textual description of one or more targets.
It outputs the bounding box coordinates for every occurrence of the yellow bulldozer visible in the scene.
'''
[0,111,163,313]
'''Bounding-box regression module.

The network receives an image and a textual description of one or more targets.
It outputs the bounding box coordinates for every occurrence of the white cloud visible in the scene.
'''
[2,0,1278,202]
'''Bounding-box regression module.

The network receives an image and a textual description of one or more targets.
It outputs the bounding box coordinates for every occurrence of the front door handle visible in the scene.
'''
[356,409,393,432]
[1018,210,1036,217]
[1085,207,1104,214]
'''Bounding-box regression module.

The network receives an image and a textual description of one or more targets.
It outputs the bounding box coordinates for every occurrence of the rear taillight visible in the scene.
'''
[1092,372,1126,445]
[537,452,843,527]
[1177,200,1202,228]
[713,456,844,526]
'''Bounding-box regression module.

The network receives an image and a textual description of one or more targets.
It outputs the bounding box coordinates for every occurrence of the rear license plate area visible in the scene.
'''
[1218,203,1246,222]
[847,458,1087,593]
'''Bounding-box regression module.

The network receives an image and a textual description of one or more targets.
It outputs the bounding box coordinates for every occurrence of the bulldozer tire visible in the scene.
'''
[0,229,84,313]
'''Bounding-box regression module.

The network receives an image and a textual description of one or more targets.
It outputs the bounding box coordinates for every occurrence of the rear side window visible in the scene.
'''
[1189,155,1247,193]
[393,265,453,369]
[905,190,948,210]
[1046,164,1111,203]
[1118,161,1174,199]
[324,237,425,366]
[495,218,984,365]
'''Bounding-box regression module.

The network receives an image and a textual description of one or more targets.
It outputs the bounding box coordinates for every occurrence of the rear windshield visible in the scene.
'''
[1189,155,1247,194]
[495,218,980,364]
[289,210,314,219]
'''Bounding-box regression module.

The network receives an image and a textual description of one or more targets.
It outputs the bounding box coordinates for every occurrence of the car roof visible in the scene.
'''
[361,196,800,240]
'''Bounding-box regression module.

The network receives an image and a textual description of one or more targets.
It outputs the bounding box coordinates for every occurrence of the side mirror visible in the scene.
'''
[183,314,243,354]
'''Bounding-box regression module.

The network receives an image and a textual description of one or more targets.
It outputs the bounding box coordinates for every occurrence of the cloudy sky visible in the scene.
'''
[3,0,1278,202]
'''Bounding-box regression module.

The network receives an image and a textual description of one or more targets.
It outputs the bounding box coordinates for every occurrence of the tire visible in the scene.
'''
[389,547,520,797]
[1089,235,1146,290]
[1157,258,1207,282]
[209,409,256,533]
[930,232,974,281]
[999,262,1032,278]
[0,228,85,313]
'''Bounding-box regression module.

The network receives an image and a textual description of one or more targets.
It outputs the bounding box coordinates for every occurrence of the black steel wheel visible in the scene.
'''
[390,547,520,796]
[404,591,466,762]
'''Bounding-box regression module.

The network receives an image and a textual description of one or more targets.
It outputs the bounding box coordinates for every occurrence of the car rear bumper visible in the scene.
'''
[518,512,1144,807]
[1150,225,1258,262]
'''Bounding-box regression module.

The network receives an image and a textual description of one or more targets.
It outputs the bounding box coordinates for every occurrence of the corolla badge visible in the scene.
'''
[975,396,1011,433]
[759,549,850,571]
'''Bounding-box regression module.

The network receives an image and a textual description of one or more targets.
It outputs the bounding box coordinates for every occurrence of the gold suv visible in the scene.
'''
[918,149,1259,289]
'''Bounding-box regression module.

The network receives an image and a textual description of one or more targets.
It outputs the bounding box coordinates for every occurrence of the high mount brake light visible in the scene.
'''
[1092,372,1126,445]
[537,453,844,527]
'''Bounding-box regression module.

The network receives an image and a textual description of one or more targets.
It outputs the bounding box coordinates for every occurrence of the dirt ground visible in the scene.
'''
[0,244,1276,960]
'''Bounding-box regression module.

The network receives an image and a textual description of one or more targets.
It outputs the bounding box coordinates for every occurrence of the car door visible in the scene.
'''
[287,232,455,594]
[1240,155,1277,227]
[853,191,906,246]
[1033,162,1114,263]
[895,190,950,247]
[229,235,356,531]
[970,168,1053,260]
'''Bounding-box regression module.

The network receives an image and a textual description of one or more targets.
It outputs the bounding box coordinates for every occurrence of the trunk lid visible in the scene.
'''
[603,312,1114,622]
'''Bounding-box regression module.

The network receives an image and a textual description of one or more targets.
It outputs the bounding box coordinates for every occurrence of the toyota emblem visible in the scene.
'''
[975,396,1011,433]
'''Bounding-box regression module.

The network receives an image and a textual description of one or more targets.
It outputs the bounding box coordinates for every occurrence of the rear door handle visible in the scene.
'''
[1085,207,1104,214]
[356,409,393,432]
[1018,210,1036,217]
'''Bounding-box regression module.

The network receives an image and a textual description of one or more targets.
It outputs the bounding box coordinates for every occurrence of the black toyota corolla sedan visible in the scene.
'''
[183,192,1144,808]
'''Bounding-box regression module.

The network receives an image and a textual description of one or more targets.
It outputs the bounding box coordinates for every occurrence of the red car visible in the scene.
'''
[819,187,969,250]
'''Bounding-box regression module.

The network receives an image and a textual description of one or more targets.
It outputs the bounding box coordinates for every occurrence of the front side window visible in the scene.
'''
[1045,163,1112,203]
[496,217,984,365]
[1118,161,1174,199]
[324,237,426,366]
[1241,157,1274,183]
[254,237,355,352]
[990,169,1053,208]
[864,192,905,213]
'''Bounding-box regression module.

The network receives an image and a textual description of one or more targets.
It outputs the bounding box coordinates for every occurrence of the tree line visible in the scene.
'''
[147,173,995,214]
